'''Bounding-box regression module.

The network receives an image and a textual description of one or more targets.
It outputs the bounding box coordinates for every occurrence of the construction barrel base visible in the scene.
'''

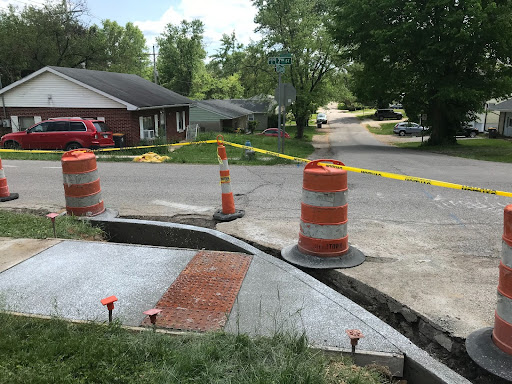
[281,244,365,269]
[213,209,245,222]
[0,193,19,202]
[466,327,512,381]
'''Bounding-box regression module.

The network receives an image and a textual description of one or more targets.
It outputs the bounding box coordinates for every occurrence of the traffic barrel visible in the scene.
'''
[213,135,244,221]
[61,149,105,217]
[282,159,364,269]
[466,204,512,381]
[0,158,19,202]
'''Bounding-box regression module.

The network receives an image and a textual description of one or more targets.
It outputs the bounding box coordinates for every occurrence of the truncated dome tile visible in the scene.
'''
[142,251,252,331]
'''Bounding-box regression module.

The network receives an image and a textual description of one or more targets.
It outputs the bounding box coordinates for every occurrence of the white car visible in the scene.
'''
[316,113,327,124]
[393,122,428,136]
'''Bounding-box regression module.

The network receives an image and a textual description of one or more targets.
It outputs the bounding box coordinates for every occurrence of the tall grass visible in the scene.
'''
[0,313,390,384]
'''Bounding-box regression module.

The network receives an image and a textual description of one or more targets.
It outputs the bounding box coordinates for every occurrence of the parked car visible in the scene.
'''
[374,109,403,121]
[316,113,327,124]
[257,128,291,138]
[393,122,428,136]
[455,125,479,138]
[389,104,403,109]
[1,118,115,150]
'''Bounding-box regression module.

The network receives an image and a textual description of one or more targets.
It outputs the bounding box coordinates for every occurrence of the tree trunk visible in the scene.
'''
[295,114,307,139]
[426,103,457,146]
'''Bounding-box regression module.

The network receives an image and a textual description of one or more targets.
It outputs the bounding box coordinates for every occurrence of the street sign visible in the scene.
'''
[268,57,292,65]
[274,83,296,106]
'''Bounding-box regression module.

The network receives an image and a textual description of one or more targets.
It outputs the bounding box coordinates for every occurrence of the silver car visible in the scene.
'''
[393,122,427,136]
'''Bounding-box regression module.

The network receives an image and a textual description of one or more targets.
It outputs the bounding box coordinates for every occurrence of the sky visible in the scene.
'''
[0,0,262,58]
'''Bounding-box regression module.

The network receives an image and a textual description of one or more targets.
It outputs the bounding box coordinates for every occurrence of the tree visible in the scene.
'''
[156,20,206,96]
[207,32,246,78]
[253,0,345,138]
[89,20,150,77]
[0,2,150,86]
[238,42,276,98]
[331,0,512,145]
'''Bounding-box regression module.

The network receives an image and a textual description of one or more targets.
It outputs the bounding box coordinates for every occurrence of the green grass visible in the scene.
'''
[0,210,104,240]
[0,126,317,164]
[395,138,512,163]
[163,127,315,165]
[366,123,396,135]
[0,313,391,384]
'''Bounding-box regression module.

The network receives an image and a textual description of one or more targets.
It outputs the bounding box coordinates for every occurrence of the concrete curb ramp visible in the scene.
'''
[0,218,470,384]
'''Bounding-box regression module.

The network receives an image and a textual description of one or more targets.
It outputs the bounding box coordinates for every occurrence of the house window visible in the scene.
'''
[248,114,255,121]
[142,116,154,130]
[19,116,35,131]
[176,111,184,132]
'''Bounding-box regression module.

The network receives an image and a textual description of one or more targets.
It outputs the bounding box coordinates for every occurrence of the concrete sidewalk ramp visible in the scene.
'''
[0,219,471,383]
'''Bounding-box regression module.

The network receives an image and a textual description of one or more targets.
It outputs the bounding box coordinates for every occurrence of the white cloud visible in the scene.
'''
[134,0,261,57]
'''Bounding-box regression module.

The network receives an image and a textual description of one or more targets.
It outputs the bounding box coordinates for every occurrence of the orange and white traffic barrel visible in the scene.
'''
[282,159,364,269]
[213,135,244,221]
[61,149,105,217]
[466,204,512,381]
[0,158,19,202]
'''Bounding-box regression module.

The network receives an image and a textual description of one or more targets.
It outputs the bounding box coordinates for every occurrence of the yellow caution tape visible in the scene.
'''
[221,141,512,198]
[0,140,219,154]
[2,137,511,198]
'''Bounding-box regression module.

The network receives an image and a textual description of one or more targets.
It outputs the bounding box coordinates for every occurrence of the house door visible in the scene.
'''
[505,115,512,137]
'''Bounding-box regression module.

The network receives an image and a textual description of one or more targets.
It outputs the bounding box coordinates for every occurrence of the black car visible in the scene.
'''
[374,109,403,121]
[456,126,479,138]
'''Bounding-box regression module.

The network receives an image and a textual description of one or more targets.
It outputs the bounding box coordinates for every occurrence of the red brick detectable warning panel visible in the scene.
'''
[142,251,253,332]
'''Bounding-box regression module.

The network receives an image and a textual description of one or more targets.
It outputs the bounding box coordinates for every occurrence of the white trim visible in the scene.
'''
[137,104,192,110]
[176,111,180,132]
[154,114,159,137]
[139,116,144,140]
[10,116,19,132]
[182,112,186,133]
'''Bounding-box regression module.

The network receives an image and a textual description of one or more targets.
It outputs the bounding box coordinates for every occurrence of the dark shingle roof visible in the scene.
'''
[196,100,253,119]
[49,66,193,108]
[227,99,274,114]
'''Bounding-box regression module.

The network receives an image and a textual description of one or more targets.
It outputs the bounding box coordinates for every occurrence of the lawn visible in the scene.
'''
[396,138,512,163]
[366,123,396,135]
[0,210,104,240]
[0,313,391,384]
[0,125,318,165]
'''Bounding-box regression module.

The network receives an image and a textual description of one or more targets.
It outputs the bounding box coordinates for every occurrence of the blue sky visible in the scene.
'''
[1,0,261,58]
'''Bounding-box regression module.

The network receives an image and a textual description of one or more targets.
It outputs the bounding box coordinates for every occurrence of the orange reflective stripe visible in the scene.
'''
[493,311,512,355]
[301,203,347,225]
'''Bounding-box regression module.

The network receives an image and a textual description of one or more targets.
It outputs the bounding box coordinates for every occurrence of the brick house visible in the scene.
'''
[0,66,194,146]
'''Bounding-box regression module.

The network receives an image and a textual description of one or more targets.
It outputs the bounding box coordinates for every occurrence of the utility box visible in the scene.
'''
[2,119,10,128]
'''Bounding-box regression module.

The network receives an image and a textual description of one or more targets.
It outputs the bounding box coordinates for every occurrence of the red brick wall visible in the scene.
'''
[3,106,189,146]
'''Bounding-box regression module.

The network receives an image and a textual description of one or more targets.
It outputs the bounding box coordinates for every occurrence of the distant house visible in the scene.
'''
[189,98,275,132]
[488,99,512,137]
[227,99,274,131]
[0,66,194,146]
[189,100,253,132]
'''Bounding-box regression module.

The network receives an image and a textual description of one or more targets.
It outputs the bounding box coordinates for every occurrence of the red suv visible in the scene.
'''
[1,118,115,151]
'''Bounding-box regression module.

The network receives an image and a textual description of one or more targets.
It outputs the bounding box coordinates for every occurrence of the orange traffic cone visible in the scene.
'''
[282,159,364,269]
[213,135,244,221]
[0,158,19,202]
[466,204,512,381]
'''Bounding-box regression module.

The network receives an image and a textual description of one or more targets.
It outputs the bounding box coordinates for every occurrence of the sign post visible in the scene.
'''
[268,53,293,153]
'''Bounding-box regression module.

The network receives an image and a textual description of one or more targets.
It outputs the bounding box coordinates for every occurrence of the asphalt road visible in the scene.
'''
[2,107,512,336]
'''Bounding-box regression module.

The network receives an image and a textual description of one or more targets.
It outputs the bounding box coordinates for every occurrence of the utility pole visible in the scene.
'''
[152,46,158,84]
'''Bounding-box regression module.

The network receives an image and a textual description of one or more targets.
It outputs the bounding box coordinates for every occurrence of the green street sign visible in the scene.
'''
[268,56,292,65]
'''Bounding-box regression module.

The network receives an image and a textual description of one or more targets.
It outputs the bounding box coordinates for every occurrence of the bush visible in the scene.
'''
[248,120,259,134]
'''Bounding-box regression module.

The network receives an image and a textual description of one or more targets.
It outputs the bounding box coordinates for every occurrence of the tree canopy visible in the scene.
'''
[253,0,344,138]
[0,1,150,86]
[156,20,206,97]
[331,0,512,144]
